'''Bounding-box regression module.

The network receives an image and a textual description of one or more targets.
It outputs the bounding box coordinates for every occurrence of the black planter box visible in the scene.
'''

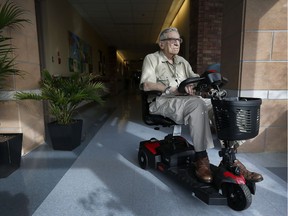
[0,133,23,178]
[48,119,83,151]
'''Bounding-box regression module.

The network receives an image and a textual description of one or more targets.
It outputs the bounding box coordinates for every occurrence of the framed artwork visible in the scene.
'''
[68,31,92,73]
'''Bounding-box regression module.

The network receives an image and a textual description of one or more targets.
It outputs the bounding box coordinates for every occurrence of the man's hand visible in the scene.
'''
[184,84,196,95]
[168,86,179,95]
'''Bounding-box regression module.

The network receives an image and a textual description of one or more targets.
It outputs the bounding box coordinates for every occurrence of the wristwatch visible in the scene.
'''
[164,86,171,95]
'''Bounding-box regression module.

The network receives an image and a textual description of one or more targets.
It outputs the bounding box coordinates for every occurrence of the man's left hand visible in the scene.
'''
[185,84,196,95]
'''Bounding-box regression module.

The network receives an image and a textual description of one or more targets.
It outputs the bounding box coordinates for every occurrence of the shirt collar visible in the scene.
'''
[159,50,182,64]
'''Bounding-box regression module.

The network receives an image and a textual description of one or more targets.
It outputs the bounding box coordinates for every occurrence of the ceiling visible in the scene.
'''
[67,0,185,62]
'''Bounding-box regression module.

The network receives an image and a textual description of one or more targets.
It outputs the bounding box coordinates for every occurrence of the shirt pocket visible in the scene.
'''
[155,67,169,85]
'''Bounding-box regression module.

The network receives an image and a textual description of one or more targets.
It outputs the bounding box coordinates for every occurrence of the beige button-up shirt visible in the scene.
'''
[140,51,199,88]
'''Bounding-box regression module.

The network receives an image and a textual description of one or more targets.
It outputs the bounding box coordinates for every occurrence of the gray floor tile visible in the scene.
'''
[1,92,287,216]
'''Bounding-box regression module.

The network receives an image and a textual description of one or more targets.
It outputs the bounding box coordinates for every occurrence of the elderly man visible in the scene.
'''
[140,27,263,183]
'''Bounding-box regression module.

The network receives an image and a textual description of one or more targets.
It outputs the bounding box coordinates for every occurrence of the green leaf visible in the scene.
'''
[0,1,30,88]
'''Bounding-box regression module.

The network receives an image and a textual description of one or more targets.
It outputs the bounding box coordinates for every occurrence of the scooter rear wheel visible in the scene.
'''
[223,183,252,211]
[138,150,148,169]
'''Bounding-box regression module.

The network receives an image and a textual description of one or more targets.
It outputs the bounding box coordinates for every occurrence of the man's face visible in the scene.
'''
[159,31,182,57]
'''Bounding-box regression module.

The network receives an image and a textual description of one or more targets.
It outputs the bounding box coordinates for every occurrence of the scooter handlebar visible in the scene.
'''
[178,77,205,93]
[178,71,228,94]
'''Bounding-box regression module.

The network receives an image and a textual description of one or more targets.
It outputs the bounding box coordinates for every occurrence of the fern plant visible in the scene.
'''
[15,70,108,125]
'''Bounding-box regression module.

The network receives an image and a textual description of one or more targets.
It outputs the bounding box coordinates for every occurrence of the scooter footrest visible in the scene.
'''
[167,166,227,206]
[194,187,227,205]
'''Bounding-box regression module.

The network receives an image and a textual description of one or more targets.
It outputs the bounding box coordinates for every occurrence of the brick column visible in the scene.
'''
[190,0,223,74]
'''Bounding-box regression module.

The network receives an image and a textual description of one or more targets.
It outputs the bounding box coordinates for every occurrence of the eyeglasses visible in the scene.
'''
[161,38,183,44]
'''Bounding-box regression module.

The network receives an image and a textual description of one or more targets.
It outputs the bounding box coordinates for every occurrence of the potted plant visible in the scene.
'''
[0,0,30,177]
[15,69,108,150]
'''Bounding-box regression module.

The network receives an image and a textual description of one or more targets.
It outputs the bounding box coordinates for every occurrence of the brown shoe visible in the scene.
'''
[195,157,213,183]
[233,159,263,182]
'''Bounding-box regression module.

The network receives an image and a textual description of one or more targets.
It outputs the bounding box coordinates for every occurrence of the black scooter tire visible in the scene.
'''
[223,183,252,211]
[138,150,148,169]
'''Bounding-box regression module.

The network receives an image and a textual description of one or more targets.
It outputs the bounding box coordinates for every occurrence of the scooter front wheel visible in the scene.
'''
[223,183,252,211]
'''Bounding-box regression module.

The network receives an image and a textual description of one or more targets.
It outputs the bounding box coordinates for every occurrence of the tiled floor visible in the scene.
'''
[0,91,287,216]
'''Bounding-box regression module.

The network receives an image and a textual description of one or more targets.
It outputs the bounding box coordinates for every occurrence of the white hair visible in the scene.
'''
[159,27,179,41]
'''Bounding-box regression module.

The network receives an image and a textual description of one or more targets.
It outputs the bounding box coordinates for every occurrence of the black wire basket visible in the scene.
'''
[212,97,262,141]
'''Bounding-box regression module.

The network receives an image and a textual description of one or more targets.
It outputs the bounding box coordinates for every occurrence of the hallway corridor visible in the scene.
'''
[0,91,287,216]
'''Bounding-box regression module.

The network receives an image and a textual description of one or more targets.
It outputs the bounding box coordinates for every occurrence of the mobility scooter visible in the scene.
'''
[138,68,262,211]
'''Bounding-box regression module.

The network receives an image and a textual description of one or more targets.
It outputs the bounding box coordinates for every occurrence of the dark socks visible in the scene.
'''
[195,150,208,160]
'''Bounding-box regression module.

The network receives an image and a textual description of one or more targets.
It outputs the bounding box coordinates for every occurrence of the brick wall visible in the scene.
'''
[190,0,223,74]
